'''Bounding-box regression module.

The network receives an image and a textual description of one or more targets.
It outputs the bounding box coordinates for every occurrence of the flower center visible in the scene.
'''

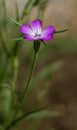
[35,33,41,39]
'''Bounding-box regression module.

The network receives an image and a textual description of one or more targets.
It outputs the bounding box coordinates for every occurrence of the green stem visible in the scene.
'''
[21,0,33,19]
[0,30,9,55]
[20,52,37,104]
[5,105,50,130]
[5,39,41,130]
[5,52,37,130]
[12,57,19,90]
[12,52,37,120]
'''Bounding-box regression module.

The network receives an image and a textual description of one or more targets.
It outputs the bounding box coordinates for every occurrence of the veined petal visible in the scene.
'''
[40,26,55,41]
[40,34,54,41]
[20,24,34,36]
[30,20,42,34]
[42,26,56,35]
[25,35,36,41]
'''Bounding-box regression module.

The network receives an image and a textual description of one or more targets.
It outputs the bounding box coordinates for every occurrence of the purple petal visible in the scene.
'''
[25,35,36,41]
[30,20,42,34]
[40,34,54,41]
[20,24,34,36]
[40,26,56,41]
[42,26,56,35]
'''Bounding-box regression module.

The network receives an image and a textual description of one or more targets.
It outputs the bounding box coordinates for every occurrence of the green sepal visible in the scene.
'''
[33,40,41,54]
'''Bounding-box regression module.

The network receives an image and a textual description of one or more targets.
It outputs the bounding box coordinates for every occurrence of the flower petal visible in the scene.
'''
[42,26,56,35]
[25,35,36,41]
[40,26,56,41]
[40,34,54,41]
[20,24,34,36]
[30,20,42,34]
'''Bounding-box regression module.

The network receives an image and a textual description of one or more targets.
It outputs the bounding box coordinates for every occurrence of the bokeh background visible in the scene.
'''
[0,0,77,130]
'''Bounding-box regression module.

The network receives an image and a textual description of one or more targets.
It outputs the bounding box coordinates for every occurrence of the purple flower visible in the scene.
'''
[20,20,56,41]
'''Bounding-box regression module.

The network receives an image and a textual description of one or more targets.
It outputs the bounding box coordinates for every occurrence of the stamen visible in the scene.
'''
[35,33,41,38]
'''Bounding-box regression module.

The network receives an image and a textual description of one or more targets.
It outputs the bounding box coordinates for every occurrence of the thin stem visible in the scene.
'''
[20,52,37,103]
[12,52,37,119]
[3,0,9,44]
[0,30,9,55]
[5,39,40,130]
[21,0,33,19]
[0,54,9,83]
[12,57,19,90]
[5,105,50,130]
[5,52,37,130]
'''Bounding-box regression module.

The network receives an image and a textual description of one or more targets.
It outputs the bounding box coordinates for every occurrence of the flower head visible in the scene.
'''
[20,20,56,41]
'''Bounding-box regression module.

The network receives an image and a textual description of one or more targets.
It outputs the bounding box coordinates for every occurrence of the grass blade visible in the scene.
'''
[21,0,33,19]
[15,2,20,21]
[6,105,56,129]
[41,40,50,49]
[12,37,24,41]
[55,29,69,34]
[8,16,21,26]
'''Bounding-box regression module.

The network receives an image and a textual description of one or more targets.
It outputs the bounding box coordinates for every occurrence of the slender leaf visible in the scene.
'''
[6,105,53,129]
[0,54,9,82]
[8,16,21,26]
[21,0,32,19]
[27,111,60,119]
[12,37,24,41]
[0,30,9,54]
[2,0,7,24]
[41,40,50,49]
[0,84,14,125]
[15,2,20,21]
[55,29,69,34]
[38,11,43,20]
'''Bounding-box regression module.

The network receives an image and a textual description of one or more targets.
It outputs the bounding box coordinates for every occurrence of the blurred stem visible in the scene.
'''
[20,52,37,103]
[15,2,20,21]
[0,30,9,55]
[11,51,37,121]
[0,54,9,83]
[21,0,33,19]
[5,52,37,130]
[13,41,40,117]
[2,0,11,55]
[2,0,9,42]
[13,57,19,90]
[3,0,7,15]
[6,40,41,129]
[5,105,50,130]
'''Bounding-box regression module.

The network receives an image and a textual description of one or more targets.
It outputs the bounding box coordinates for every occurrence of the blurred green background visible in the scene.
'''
[0,0,77,130]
